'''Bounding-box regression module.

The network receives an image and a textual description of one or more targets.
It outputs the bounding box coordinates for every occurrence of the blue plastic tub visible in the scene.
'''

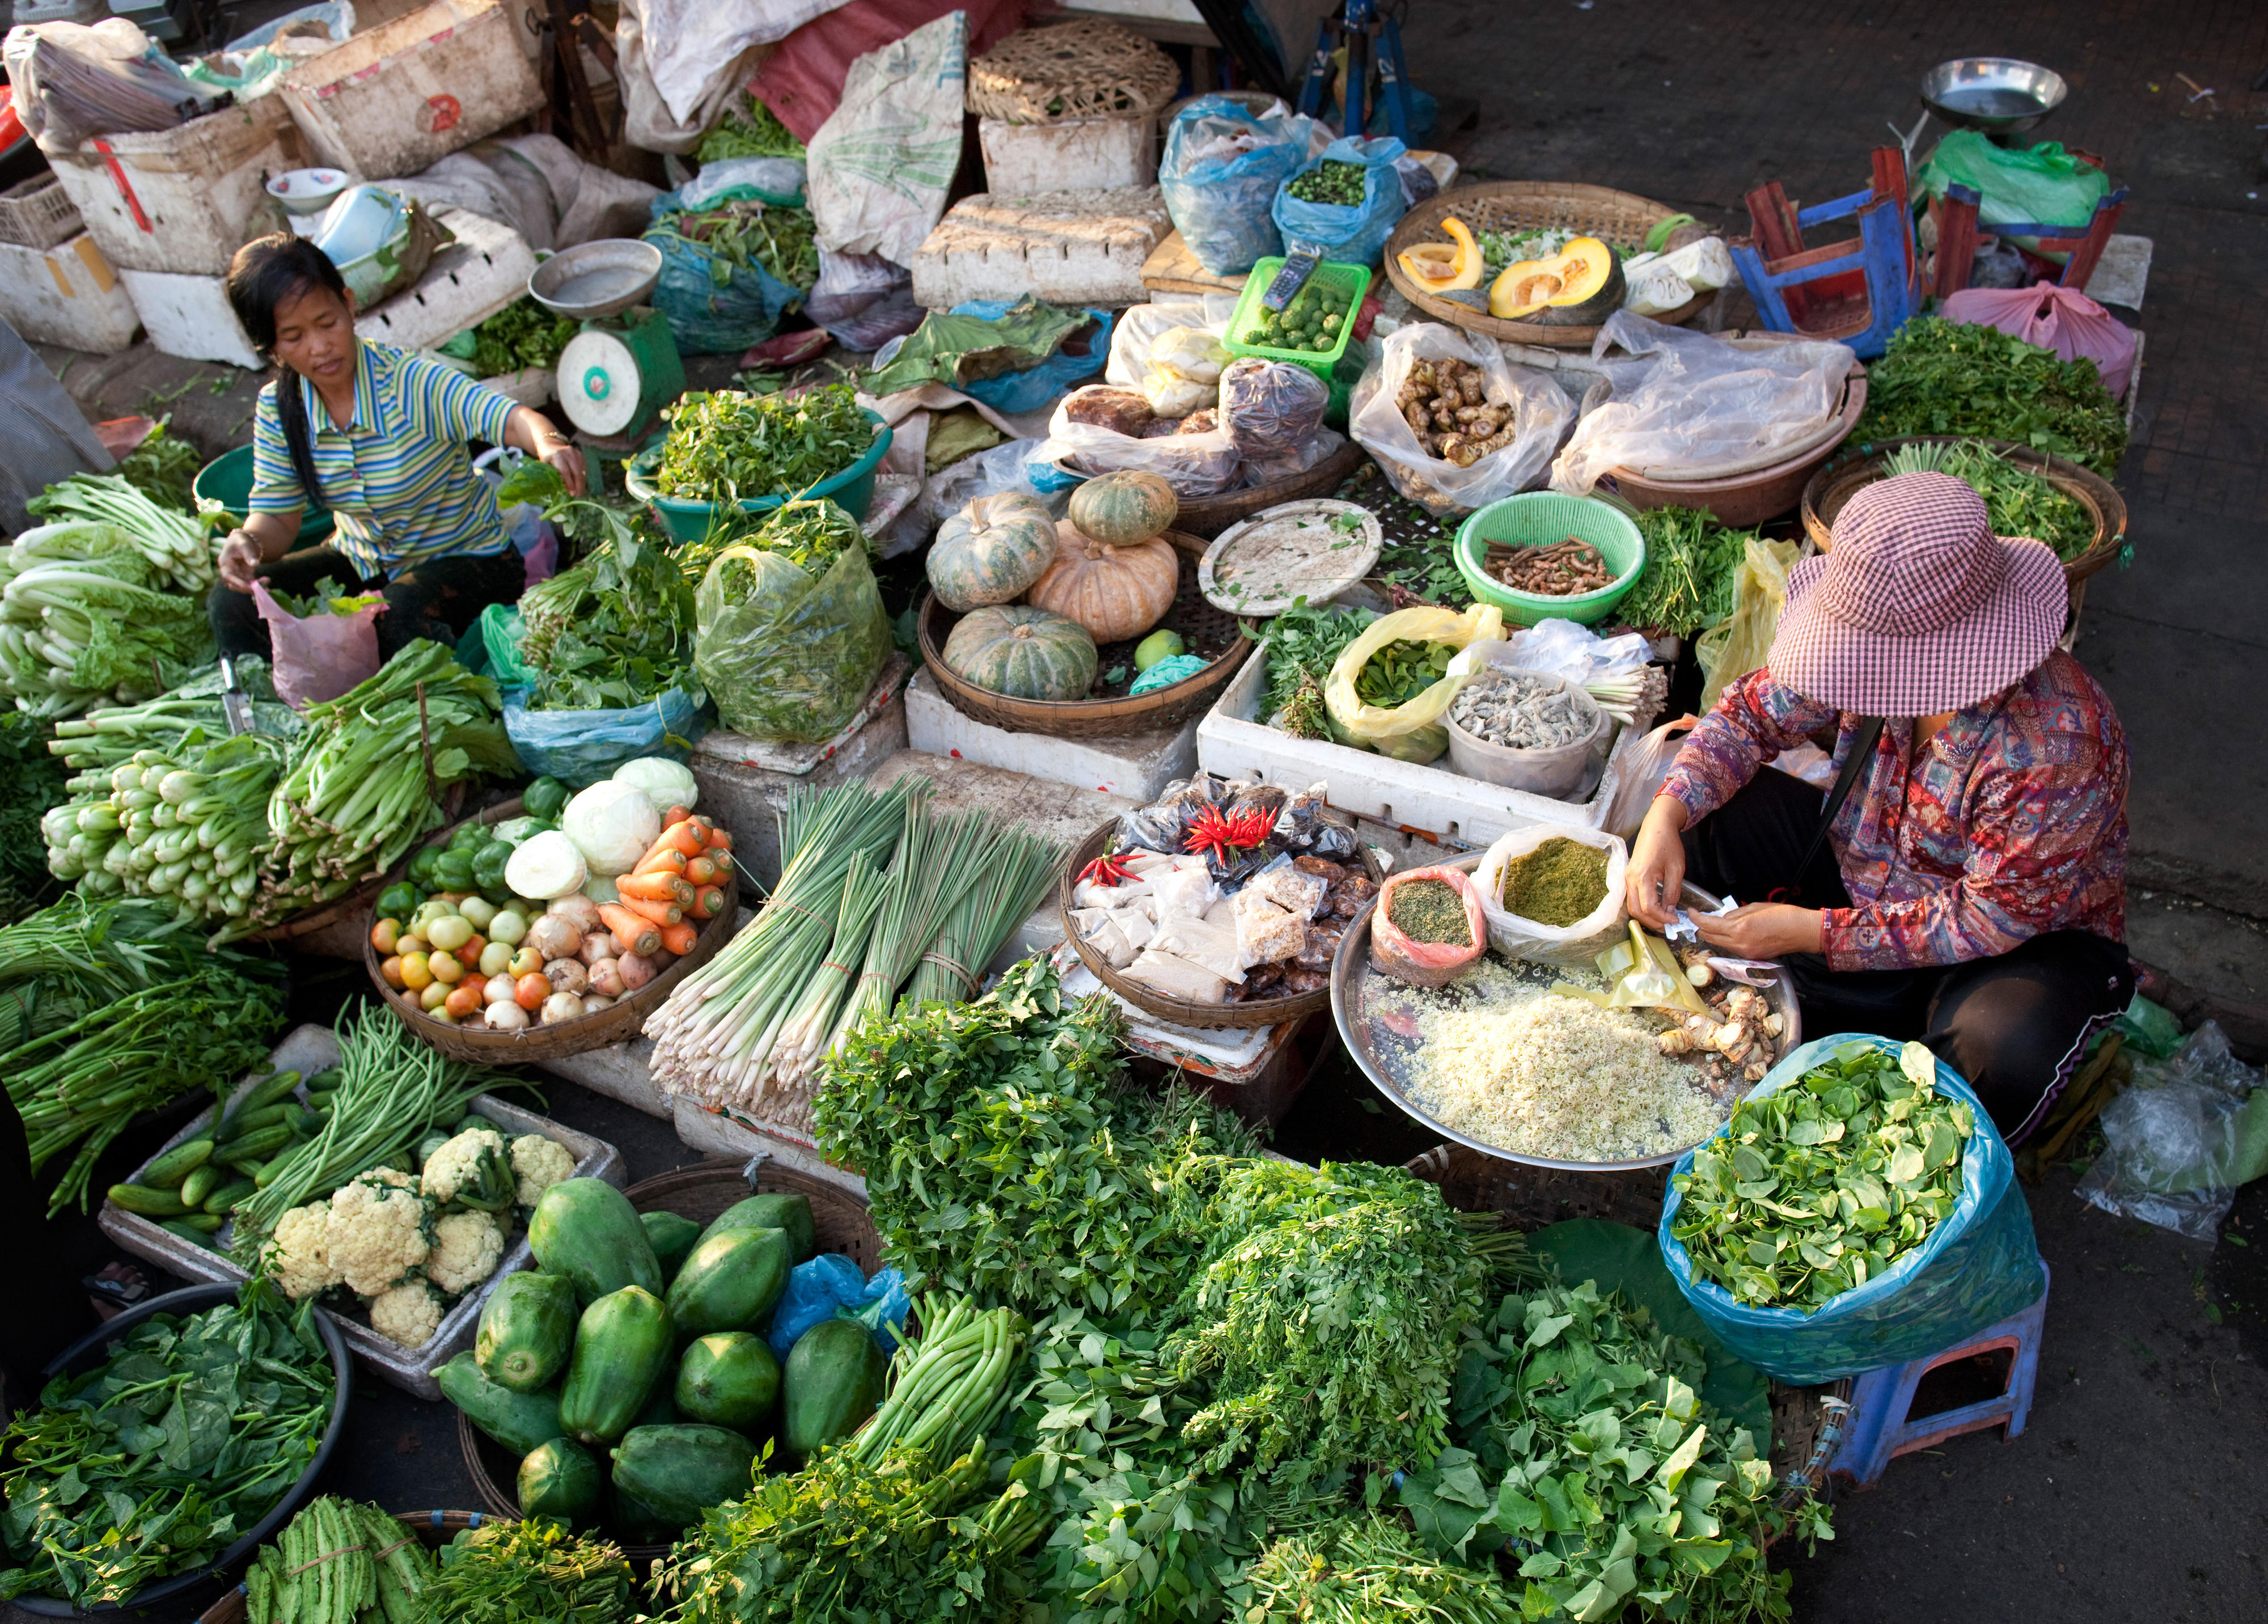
[625,409,892,543]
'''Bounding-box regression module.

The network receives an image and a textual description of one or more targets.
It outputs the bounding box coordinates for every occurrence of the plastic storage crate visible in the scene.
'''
[1222,257,1373,382]
[0,174,81,250]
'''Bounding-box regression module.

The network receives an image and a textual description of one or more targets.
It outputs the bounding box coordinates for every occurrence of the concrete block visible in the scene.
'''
[904,667,1200,801]
[911,186,1171,308]
[670,1096,868,1197]
[539,1037,671,1120]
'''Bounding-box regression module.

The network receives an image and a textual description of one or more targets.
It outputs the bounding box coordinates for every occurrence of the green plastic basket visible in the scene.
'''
[192,445,335,545]
[624,411,892,544]
[1454,493,1647,627]
[1224,257,1373,384]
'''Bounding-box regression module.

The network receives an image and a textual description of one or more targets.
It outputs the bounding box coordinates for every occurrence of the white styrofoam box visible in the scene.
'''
[279,0,545,181]
[978,116,1154,194]
[539,1037,671,1119]
[120,268,266,369]
[355,207,535,353]
[903,666,1199,801]
[1195,651,1656,851]
[911,185,1172,308]
[45,97,304,276]
[0,232,139,353]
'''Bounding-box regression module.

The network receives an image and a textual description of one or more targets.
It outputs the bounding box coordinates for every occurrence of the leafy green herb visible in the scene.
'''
[1353,636,1454,708]
[468,298,579,378]
[656,386,875,508]
[111,419,201,511]
[1672,1039,1973,1309]
[264,576,385,619]
[421,1517,632,1623]
[1250,599,1375,728]
[1612,504,1758,636]
[1855,316,2127,476]
[697,95,806,162]
[1230,1511,1524,1623]
[676,496,864,585]
[0,709,66,918]
[1879,439,2098,561]
[651,200,819,293]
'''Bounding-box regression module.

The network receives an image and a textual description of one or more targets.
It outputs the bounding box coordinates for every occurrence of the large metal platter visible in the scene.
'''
[1330,852,1802,1172]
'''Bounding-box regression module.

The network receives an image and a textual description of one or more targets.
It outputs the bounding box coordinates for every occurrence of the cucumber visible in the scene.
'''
[528,1178,662,1304]
[219,1123,293,1165]
[252,1151,297,1188]
[225,1069,304,1121]
[641,1211,703,1282]
[304,1068,344,1094]
[475,1271,576,1394]
[160,1218,216,1248]
[214,1101,293,1143]
[558,1286,672,1447]
[665,1227,790,1343]
[675,1333,780,1432]
[608,1425,758,1536]
[781,1319,887,1462]
[108,1182,191,1217]
[179,1163,222,1208]
[140,1137,214,1188]
[436,1352,566,1456]
[517,1437,603,1528]
[176,1211,225,1232]
[699,1192,816,1266]
[200,1177,256,1215]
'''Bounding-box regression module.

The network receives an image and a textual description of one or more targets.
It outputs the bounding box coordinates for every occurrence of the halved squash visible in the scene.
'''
[1487,236,1625,325]
[1397,218,1484,294]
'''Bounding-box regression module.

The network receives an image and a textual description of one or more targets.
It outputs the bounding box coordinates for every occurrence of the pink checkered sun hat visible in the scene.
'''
[1769,471,2067,716]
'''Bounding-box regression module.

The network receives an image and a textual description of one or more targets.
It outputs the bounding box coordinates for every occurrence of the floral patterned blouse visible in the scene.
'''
[1660,651,2129,972]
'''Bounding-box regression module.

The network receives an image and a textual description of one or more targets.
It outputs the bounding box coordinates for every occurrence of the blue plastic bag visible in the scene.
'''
[767,1255,910,1360]
[644,188,807,356]
[1658,1034,2046,1385]
[1271,136,1410,268]
[946,300,1114,415]
[501,686,710,788]
[1160,95,1321,276]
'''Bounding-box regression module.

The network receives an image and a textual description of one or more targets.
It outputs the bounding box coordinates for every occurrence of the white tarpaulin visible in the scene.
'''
[806,11,967,267]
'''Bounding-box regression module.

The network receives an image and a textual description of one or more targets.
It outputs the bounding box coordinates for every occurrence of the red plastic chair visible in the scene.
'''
[1730,148,1925,359]
[1928,154,2129,300]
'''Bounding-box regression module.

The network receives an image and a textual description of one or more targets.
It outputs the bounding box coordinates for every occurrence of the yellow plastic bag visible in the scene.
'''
[1695,540,1801,710]
[1324,602,1505,763]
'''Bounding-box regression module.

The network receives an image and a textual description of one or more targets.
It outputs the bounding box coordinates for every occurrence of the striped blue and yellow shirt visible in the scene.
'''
[248,340,517,579]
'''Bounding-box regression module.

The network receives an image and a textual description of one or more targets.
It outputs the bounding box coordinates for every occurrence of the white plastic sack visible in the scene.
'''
[1550,312,1856,496]
[1105,297,1239,387]
[1349,322,1574,516]
[1473,823,1628,970]
[1598,718,1697,842]
[621,0,853,134]
[884,436,1061,559]
[1041,391,1241,497]
[806,12,967,266]
[1456,619,1654,688]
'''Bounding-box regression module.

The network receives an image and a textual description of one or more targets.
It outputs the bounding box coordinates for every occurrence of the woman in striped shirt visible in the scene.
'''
[208,235,587,658]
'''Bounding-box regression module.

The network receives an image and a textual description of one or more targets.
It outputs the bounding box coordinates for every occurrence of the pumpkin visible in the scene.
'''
[1398,217,1484,294]
[942,604,1098,701]
[928,492,1059,611]
[1066,471,1178,547]
[1029,521,1179,644]
[1487,236,1624,325]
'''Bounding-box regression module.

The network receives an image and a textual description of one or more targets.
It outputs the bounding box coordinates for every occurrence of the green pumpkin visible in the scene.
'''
[928,492,1059,611]
[1067,471,1178,547]
[942,604,1097,701]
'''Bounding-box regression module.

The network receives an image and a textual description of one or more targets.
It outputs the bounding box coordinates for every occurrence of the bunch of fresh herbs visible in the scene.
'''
[676,496,864,585]
[655,385,875,507]
[0,1280,333,1608]
[0,709,66,919]
[1229,1511,1524,1623]
[418,1518,632,1624]
[1880,439,2098,561]
[1251,599,1375,734]
[469,298,578,378]
[697,95,806,162]
[112,419,202,512]
[265,576,384,619]
[1671,1040,1972,1309]
[651,200,820,293]
[1854,316,2128,476]
[1354,637,1455,708]
[1613,504,1758,636]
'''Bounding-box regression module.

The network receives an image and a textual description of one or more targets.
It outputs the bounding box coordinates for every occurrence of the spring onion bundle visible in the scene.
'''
[765,849,891,1097]
[898,826,1061,1010]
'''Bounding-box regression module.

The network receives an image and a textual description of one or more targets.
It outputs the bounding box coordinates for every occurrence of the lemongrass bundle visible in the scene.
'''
[824,805,989,1060]
[900,826,1064,1011]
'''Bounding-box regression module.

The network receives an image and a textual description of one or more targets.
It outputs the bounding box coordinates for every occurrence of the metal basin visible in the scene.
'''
[1920,57,2067,135]
[529,239,663,319]
[1330,855,1801,1173]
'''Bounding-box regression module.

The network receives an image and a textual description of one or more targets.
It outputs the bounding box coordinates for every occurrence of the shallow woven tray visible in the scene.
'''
[1174,437,1366,539]
[966,19,1179,122]
[1800,434,2127,585]
[1385,182,1710,346]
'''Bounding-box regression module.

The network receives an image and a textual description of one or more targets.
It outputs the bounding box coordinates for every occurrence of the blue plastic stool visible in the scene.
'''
[1730,147,1925,359]
[1826,1261,2049,1489]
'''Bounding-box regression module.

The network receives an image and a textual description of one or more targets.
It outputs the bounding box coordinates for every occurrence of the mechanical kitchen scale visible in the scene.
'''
[528,239,685,454]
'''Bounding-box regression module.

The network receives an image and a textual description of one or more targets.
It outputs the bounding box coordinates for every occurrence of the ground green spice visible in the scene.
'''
[1499,836,1610,928]
[1386,877,1472,947]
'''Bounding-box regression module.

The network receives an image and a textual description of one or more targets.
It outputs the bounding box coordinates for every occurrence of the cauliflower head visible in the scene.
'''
[370,1280,446,1350]
[428,1209,507,1295]
[327,1168,434,1296]
[261,1202,344,1301]
[510,1134,576,1207]
[422,1127,517,1212]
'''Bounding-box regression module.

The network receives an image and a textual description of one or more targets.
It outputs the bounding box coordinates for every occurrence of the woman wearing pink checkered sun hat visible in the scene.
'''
[1625,471,2132,1144]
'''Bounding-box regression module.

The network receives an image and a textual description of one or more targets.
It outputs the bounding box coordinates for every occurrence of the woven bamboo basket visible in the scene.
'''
[1384,182,1710,346]
[1799,435,2127,585]
[1173,437,1366,539]
[967,19,1179,122]
[1057,815,1381,1030]
[918,532,1253,738]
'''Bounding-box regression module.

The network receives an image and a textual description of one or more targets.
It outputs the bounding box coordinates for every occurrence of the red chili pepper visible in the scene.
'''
[1076,852,1137,887]
[1182,805,1276,866]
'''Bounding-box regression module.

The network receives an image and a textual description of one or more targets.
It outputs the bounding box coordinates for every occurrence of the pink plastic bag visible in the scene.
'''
[252,580,383,709]
[1941,282,2137,399]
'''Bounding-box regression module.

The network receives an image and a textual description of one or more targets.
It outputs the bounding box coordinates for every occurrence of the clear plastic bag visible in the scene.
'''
[1042,386,1240,496]
[251,580,383,709]
[1472,823,1629,969]
[1348,323,1572,515]
[1369,866,1487,987]
[1323,602,1506,764]
[1220,356,1328,461]
[1158,95,1324,276]
[2076,1022,2266,1241]
[1694,540,1800,710]
[693,513,890,744]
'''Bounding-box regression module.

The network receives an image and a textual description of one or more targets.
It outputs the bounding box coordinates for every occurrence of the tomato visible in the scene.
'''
[455,933,487,969]
[399,951,434,992]
[428,950,466,986]
[420,980,451,1011]
[370,917,401,955]
[514,972,550,1011]
[444,984,484,1020]
[380,954,407,990]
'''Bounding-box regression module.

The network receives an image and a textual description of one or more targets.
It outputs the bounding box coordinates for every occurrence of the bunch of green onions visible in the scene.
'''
[765,849,893,1102]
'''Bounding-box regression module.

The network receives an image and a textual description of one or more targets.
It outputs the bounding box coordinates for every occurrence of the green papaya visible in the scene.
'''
[781,1319,887,1461]
[609,1424,758,1534]
[475,1271,576,1393]
[529,1178,663,1304]
[608,1478,678,1542]
[675,1332,780,1432]
[642,1211,703,1282]
[666,1226,790,1343]
[558,1286,673,1447]
[699,1192,816,1264]
[634,1365,679,1430]
[518,1437,603,1527]
[436,1352,565,1456]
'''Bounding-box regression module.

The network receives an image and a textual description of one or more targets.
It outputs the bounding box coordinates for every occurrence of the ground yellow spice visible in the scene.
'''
[1500,836,1610,928]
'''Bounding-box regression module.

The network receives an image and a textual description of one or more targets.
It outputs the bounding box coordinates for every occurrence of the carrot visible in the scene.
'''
[703,826,733,852]
[634,847,688,877]
[684,853,723,887]
[618,870,693,906]
[659,920,699,957]
[692,885,727,920]
[598,904,662,958]
[618,893,684,927]
[655,821,706,859]
[661,805,691,826]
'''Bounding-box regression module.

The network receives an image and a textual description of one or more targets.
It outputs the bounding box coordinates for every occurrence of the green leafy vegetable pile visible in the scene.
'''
[1879,439,2098,561]
[1230,1511,1524,1623]
[1615,505,1759,637]
[651,200,820,294]
[469,298,579,378]
[418,1517,631,1624]
[655,385,875,508]
[264,576,385,620]
[1672,1039,1973,1309]
[0,1280,333,1609]
[1854,316,2127,476]
[1355,636,1455,708]
[1251,599,1375,738]
[0,708,67,921]
[112,419,202,512]
[697,95,806,162]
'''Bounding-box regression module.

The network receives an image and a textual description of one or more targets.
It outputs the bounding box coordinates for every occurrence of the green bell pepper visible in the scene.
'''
[472,839,514,896]
[409,846,445,889]
[433,849,479,892]
[375,881,421,919]
[449,821,492,854]
[523,776,570,822]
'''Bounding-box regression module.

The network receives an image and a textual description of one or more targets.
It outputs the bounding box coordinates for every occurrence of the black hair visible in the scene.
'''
[225,234,350,506]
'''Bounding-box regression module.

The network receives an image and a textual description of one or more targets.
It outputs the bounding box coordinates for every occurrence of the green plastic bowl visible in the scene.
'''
[1454,493,1647,627]
[625,409,893,543]
[192,445,336,545]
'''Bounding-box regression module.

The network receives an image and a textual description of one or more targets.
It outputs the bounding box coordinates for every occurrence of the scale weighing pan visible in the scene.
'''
[1329,855,1802,1173]
[530,239,664,319]
[1920,57,2067,136]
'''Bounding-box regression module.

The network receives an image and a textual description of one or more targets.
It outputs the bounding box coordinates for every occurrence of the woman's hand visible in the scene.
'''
[507,405,586,496]
[539,437,587,498]
[218,530,265,594]
[1694,903,1823,959]
[1624,795,1688,928]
